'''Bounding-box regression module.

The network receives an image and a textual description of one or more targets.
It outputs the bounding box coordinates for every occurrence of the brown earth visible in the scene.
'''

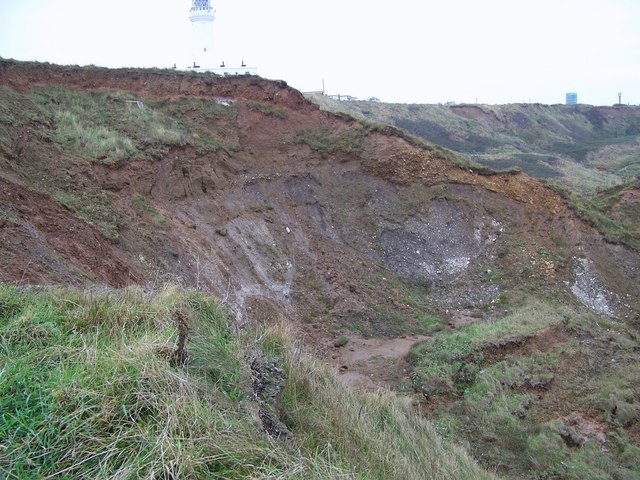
[329,333,430,391]
[1,60,639,381]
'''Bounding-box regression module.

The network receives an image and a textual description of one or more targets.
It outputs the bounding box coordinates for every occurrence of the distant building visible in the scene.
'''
[328,94,358,101]
[566,92,578,105]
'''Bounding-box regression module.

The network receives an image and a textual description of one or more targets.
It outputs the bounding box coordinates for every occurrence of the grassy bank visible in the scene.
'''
[0,285,493,479]
[410,298,640,479]
[549,180,640,252]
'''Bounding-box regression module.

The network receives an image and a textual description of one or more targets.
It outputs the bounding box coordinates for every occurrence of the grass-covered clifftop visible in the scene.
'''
[310,96,640,252]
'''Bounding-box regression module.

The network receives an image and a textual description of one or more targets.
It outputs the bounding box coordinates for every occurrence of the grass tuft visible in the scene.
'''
[247,101,287,119]
[294,127,365,157]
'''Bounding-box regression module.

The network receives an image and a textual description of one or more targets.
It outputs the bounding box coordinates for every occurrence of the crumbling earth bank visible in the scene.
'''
[0,60,638,330]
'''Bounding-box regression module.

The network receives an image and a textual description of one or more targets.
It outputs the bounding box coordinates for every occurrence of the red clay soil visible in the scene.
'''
[0,175,137,285]
[0,60,638,332]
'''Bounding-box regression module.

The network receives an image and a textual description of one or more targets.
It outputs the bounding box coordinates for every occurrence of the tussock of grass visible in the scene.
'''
[0,285,493,479]
[247,101,287,119]
[54,109,136,164]
[0,285,266,479]
[27,86,188,164]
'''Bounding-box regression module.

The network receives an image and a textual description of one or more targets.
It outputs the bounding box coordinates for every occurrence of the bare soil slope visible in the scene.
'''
[1,59,638,350]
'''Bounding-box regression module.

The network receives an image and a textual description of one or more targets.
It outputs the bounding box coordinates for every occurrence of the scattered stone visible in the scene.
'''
[569,257,614,316]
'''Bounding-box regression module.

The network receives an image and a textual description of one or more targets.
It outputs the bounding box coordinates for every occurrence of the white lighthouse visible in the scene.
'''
[188,0,257,75]
[190,0,216,69]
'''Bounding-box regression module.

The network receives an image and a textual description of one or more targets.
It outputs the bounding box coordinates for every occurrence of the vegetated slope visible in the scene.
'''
[309,95,640,194]
[548,178,640,252]
[0,285,494,479]
[1,60,639,479]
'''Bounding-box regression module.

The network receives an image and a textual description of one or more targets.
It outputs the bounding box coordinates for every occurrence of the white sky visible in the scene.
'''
[1,0,639,105]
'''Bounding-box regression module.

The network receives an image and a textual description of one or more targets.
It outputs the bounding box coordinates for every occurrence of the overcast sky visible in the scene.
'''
[1,0,638,105]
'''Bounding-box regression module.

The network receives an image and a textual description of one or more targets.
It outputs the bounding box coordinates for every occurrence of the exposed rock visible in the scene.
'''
[570,257,614,316]
[250,357,292,440]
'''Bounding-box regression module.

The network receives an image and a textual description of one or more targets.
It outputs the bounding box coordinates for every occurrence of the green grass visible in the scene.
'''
[410,299,566,391]
[260,324,496,480]
[0,285,493,479]
[163,96,238,121]
[548,181,640,251]
[410,298,640,479]
[0,285,256,479]
[247,101,287,119]
[0,84,190,165]
[29,87,189,163]
[53,189,120,240]
[294,127,365,157]
[53,108,137,164]
[158,97,241,153]
[333,335,349,347]
[131,194,171,229]
[0,84,247,240]
[552,136,637,162]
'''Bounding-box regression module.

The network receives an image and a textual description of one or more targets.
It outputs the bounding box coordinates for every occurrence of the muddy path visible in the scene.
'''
[328,334,430,391]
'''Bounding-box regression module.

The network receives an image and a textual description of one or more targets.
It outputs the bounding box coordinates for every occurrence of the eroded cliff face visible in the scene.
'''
[3,60,640,480]
[1,60,638,335]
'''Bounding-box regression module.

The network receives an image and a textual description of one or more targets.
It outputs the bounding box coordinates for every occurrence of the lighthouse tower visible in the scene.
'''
[187,0,257,75]
[190,0,216,69]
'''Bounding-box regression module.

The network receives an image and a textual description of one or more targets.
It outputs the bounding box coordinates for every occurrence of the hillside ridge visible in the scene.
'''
[309,94,640,194]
